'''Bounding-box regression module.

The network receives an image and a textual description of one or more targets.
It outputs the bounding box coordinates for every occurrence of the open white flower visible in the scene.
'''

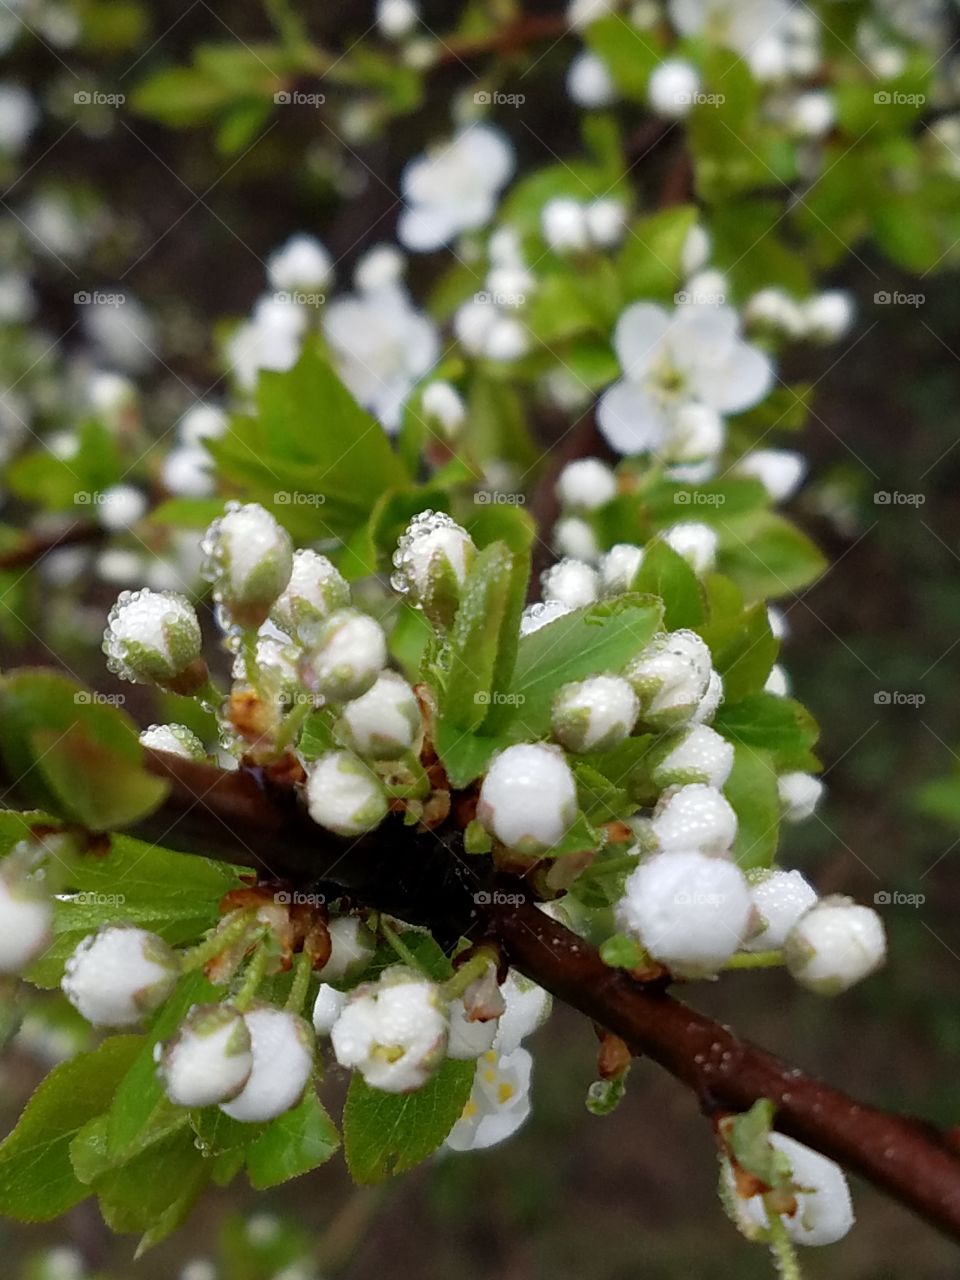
[447,997,499,1060]
[397,125,514,252]
[323,284,438,431]
[494,971,551,1053]
[331,966,448,1092]
[597,302,774,457]
[219,1006,314,1122]
[445,1047,533,1151]
[724,1132,854,1246]
[62,926,179,1027]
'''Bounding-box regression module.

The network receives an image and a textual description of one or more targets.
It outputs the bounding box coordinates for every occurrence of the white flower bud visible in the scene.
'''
[494,971,551,1054]
[519,599,572,636]
[445,1046,533,1151]
[421,380,465,437]
[319,916,376,981]
[354,243,406,293]
[331,966,448,1092]
[552,675,639,753]
[306,751,389,837]
[691,669,724,724]
[540,558,600,609]
[337,670,422,759]
[802,290,855,343]
[178,403,227,444]
[88,370,137,421]
[744,287,806,337]
[616,850,752,977]
[567,51,617,108]
[744,869,818,952]
[625,630,713,730]
[97,484,147,531]
[484,316,530,362]
[103,589,203,691]
[556,458,617,511]
[392,510,475,627]
[789,90,835,138]
[768,606,788,640]
[0,872,52,973]
[785,896,886,994]
[376,0,418,38]
[202,502,293,629]
[585,198,627,248]
[737,449,806,502]
[652,783,738,856]
[266,234,332,293]
[219,1006,314,1122]
[567,0,613,29]
[681,224,711,276]
[779,771,823,823]
[553,516,600,563]
[158,1003,253,1107]
[139,723,206,760]
[312,983,347,1035]
[270,548,349,635]
[764,664,789,697]
[724,1132,854,1246]
[161,445,215,498]
[600,543,644,594]
[300,608,387,702]
[650,723,734,790]
[663,521,718,575]
[671,403,723,461]
[62,926,179,1027]
[648,59,700,118]
[447,997,499,1060]
[685,268,728,304]
[477,743,578,854]
[542,198,590,253]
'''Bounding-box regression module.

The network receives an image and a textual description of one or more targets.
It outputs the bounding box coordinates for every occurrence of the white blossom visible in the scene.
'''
[552,674,639,753]
[319,916,376,982]
[377,0,419,39]
[306,751,389,837]
[267,234,332,293]
[725,1132,854,1245]
[422,380,466,436]
[202,502,293,628]
[447,997,499,1060]
[312,983,347,1035]
[398,125,514,252]
[228,294,308,391]
[354,243,406,293]
[495,971,551,1053]
[445,1047,533,1150]
[542,198,590,253]
[652,783,738,855]
[96,484,147,532]
[788,90,835,138]
[779,771,824,822]
[270,548,349,634]
[103,588,202,689]
[0,872,52,973]
[600,543,644,594]
[219,1006,314,1121]
[540,558,600,608]
[737,448,806,501]
[0,82,38,153]
[744,868,818,951]
[162,446,215,498]
[744,287,806,337]
[625,629,713,729]
[331,967,448,1091]
[391,510,475,624]
[668,0,792,75]
[178,402,228,444]
[671,402,724,461]
[139,723,206,760]
[300,608,386,702]
[62,926,178,1027]
[477,743,578,854]
[556,458,618,511]
[648,59,701,118]
[338,670,422,759]
[567,0,614,30]
[663,521,718,574]
[81,292,155,374]
[681,224,711,276]
[651,723,734,789]
[158,1003,253,1107]
[553,516,600,563]
[785,896,886,994]
[802,290,855,343]
[567,51,617,108]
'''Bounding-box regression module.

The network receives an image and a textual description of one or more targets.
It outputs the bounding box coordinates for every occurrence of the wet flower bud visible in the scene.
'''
[392,510,475,628]
[219,1005,314,1122]
[785,896,886,994]
[553,516,600,563]
[103,589,204,694]
[648,58,700,118]
[306,751,389,837]
[541,198,590,253]
[540,558,600,609]
[663,521,718,575]
[723,1132,854,1246]
[447,997,499,1060]
[421,380,465,437]
[300,608,387,702]
[312,983,347,1035]
[616,850,752,977]
[318,916,376,982]
[202,502,293,629]
[139,723,206,761]
[477,743,577,854]
[0,871,52,974]
[270,548,349,635]
[600,543,644,594]
[551,675,639,753]
[556,458,617,511]
[691,669,724,723]
[331,966,448,1092]
[337,671,422,759]
[778,771,824,822]
[62,926,179,1027]
[158,1003,253,1107]
[649,723,734,790]
[744,868,818,952]
[494,971,551,1054]
[652,783,737,856]
[625,630,713,729]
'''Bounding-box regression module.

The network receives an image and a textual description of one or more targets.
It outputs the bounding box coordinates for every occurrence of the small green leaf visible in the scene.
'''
[631,540,705,629]
[714,694,819,772]
[718,512,826,600]
[441,542,518,732]
[724,746,781,871]
[246,1090,339,1189]
[699,602,778,703]
[599,933,644,969]
[574,763,632,825]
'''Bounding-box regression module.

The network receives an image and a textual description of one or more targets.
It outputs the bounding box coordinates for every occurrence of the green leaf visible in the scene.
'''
[574,763,632,825]
[0,1036,141,1221]
[714,694,819,772]
[631,540,705,629]
[724,746,781,871]
[718,512,826,600]
[699,602,778,703]
[721,1099,789,1191]
[584,17,664,99]
[246,1090,339,1189]
[94,1125,210,1251]
[441,541,517,733]
[617,205,699,301]
[343,1059,476,1184]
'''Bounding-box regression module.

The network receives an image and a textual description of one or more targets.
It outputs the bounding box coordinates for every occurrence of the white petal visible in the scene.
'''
[596,380,669,456]
[692,341,775,414]
[612,303,670,378]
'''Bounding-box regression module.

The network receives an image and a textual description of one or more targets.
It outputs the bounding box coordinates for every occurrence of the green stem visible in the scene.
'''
[234,940,270,1012]
[381,919,429,976]
[275,697,313,753]
[242,629,260,691]
[286,948,313,1014]
[765,1200,803,1280]
[723,950,785,971]
[180,909,257,973]
[441,948,497,1002]
[194,676,225,716]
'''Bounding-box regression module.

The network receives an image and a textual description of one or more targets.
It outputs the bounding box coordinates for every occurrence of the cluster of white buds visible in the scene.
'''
[62,926,179,1027]
[219,1005,315,1122]
[784,896,886,995]
[103,589,205,694]
[331,966,448,1092]
[477,743,578,854]
[649,724,735,790]
[299,608,387,702]
[201,502,293,629]
[337,671,423,759]
[305,751,389,837]
[551,675,639,753]
[723,1132,854,1246]
[540,558,600,609]
[270,548,350,636]
[157,1003,253,1107]
[139,722,206,761]
[624,629,714,730]
[0,866,52,974]
[391,511,476,627]
[541,196,627,252]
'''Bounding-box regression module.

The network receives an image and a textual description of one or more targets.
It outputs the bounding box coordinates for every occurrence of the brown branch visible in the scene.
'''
[115,750,960,1241]
[0,522,104,573]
